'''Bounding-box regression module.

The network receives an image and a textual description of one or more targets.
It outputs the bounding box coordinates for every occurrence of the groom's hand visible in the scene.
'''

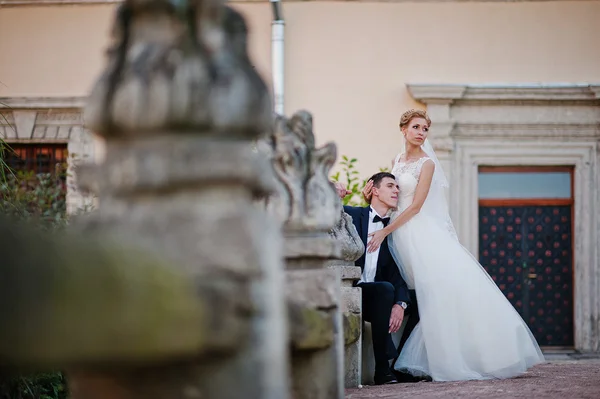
[389,304,405,334]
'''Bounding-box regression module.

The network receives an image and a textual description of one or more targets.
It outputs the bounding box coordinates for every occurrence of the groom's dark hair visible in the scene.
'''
[370,172,396,188]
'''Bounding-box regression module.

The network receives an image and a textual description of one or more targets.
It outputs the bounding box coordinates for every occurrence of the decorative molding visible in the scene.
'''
[13,111,37,139]
[0,0,588,5]
[0,0,120,5]
[453,124,600,139]
[408,83,600,103]
[0,97,86,141]
[453,140,599,352]
[0,97,86,109]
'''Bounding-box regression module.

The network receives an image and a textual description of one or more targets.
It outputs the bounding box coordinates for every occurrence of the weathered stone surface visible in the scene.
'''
[341,287,361,314]
[263,110,341,232]
[289,303,335,351]
[261,110,344,398]
[289,348,340,399]
[343,311,362,389]
[326,207,364,389]
[286,269,339,310]
[29,0,291,398]
[344,313,361,346]
[84,2,272,138]
[0,218,211,367]
[335,265,362,286]
[284,234,342,263]
[327,209,364,267]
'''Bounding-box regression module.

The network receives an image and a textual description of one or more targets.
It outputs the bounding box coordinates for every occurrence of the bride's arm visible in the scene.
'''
[366,160,435,253]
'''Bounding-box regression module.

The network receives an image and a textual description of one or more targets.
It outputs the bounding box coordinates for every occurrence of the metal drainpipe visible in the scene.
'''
[270,0,285,115]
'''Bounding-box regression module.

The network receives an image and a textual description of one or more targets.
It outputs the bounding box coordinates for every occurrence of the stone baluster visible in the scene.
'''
[261,111,344,399]
[327,210,365,388]
[0,0,289,398]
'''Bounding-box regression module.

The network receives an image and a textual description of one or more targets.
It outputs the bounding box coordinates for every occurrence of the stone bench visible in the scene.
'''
[334,265,363,387]
[361,318,411,385]
[333,262,411,387]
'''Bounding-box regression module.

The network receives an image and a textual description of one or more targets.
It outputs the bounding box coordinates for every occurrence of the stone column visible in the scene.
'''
[327,209,364,388]
[66,126,96,215]
[63,0,288,398]
[262,111,344,399]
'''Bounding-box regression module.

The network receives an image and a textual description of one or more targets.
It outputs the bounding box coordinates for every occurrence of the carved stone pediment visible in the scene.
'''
[263,110,341,233]
[84,0,272,139]
[328,210,364,266]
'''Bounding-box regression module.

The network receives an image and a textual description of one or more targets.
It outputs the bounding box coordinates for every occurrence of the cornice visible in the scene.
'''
[453,123,600,139]
[0,96,86,109]
[0,0,588,6]
[408,83,600,104]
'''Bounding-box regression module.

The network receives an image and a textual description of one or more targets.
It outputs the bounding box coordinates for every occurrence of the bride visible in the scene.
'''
[363,109,545,382]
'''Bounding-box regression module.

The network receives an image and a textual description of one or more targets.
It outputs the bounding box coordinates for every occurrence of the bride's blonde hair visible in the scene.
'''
[399,109,431,129]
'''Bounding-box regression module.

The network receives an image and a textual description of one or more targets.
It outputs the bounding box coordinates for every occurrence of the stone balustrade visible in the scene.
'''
[327,209,365,388]
[1,0,289,398]
[261,110,344,399]
[0,0,380,396]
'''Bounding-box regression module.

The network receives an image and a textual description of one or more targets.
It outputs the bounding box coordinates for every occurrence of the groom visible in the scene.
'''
[336,172,420,385]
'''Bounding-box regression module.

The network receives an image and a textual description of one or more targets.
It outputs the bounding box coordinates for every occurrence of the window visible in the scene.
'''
[478,166,572,200]
[2,144,68,176]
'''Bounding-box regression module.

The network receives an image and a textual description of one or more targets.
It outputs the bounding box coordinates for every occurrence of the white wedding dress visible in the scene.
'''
[389,153,545,382]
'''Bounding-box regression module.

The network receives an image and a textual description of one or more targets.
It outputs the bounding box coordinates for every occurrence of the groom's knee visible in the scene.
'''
[375,282,395,304]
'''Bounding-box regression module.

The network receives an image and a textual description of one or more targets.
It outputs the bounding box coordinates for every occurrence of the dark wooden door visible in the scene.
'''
[479,205,573,347]
[477,166,575,348]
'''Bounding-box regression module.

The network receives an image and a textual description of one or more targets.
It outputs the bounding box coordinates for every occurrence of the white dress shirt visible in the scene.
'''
[358,207,385,284]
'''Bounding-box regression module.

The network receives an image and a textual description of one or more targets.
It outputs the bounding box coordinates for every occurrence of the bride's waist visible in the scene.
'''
[391,209,440,224]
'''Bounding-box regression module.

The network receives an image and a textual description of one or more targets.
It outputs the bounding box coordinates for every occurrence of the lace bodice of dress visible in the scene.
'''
[392,156,431,211]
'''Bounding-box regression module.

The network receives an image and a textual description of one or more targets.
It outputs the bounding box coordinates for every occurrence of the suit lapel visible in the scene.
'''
[360,207,370,246]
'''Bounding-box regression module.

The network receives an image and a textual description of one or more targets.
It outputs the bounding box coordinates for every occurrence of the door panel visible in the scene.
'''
[479,205,573,347]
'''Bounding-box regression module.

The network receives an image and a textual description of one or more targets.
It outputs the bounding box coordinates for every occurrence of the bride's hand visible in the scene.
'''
[333,181,352,199]
[362,180,373,204]
[367,229,388,253]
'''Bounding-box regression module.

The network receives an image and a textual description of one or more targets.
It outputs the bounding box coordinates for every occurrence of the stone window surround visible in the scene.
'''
[0,96,95,213]
[407,82,600,352]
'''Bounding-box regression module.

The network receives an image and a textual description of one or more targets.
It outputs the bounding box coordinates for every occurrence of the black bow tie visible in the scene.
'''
[372,215,390,227]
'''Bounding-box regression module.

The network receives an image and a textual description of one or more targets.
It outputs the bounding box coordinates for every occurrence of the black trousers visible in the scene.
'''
[359,282,419,376]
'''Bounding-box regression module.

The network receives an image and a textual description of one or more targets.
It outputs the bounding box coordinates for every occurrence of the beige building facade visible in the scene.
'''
[1,0,599,353]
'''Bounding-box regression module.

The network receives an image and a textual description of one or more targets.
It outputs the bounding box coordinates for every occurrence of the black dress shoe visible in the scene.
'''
[393,370,432,383]
[393,370,419,383]
[373,373,398,385]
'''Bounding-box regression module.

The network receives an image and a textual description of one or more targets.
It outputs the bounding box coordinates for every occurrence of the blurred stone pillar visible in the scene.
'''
[327,209,364,388]
[59,0,289,397]
[262,111,344,399]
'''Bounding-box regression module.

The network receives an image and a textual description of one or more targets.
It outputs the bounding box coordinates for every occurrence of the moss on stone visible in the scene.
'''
[0,217,210,367]
[288,302,334,351]
[343,313,361,346]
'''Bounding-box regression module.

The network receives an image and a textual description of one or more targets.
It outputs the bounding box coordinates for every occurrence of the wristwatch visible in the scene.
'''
[398,301,408,310]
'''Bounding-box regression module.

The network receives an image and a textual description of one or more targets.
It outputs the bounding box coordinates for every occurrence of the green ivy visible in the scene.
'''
[0,171,68,231]
[331,155,390,207]
[0,373,67,399]
[0,141,70,398]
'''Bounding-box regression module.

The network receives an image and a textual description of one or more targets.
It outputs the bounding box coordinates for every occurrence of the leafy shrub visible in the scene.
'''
[0,170,67,231]
[331,155,389,207]
[0,143,69,398]
[0,374,67,399]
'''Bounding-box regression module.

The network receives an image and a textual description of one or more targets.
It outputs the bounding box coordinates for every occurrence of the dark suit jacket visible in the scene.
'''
[343,205,411,308]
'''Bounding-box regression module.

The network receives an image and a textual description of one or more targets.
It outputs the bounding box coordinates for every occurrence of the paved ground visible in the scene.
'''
[345,358,600,399]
